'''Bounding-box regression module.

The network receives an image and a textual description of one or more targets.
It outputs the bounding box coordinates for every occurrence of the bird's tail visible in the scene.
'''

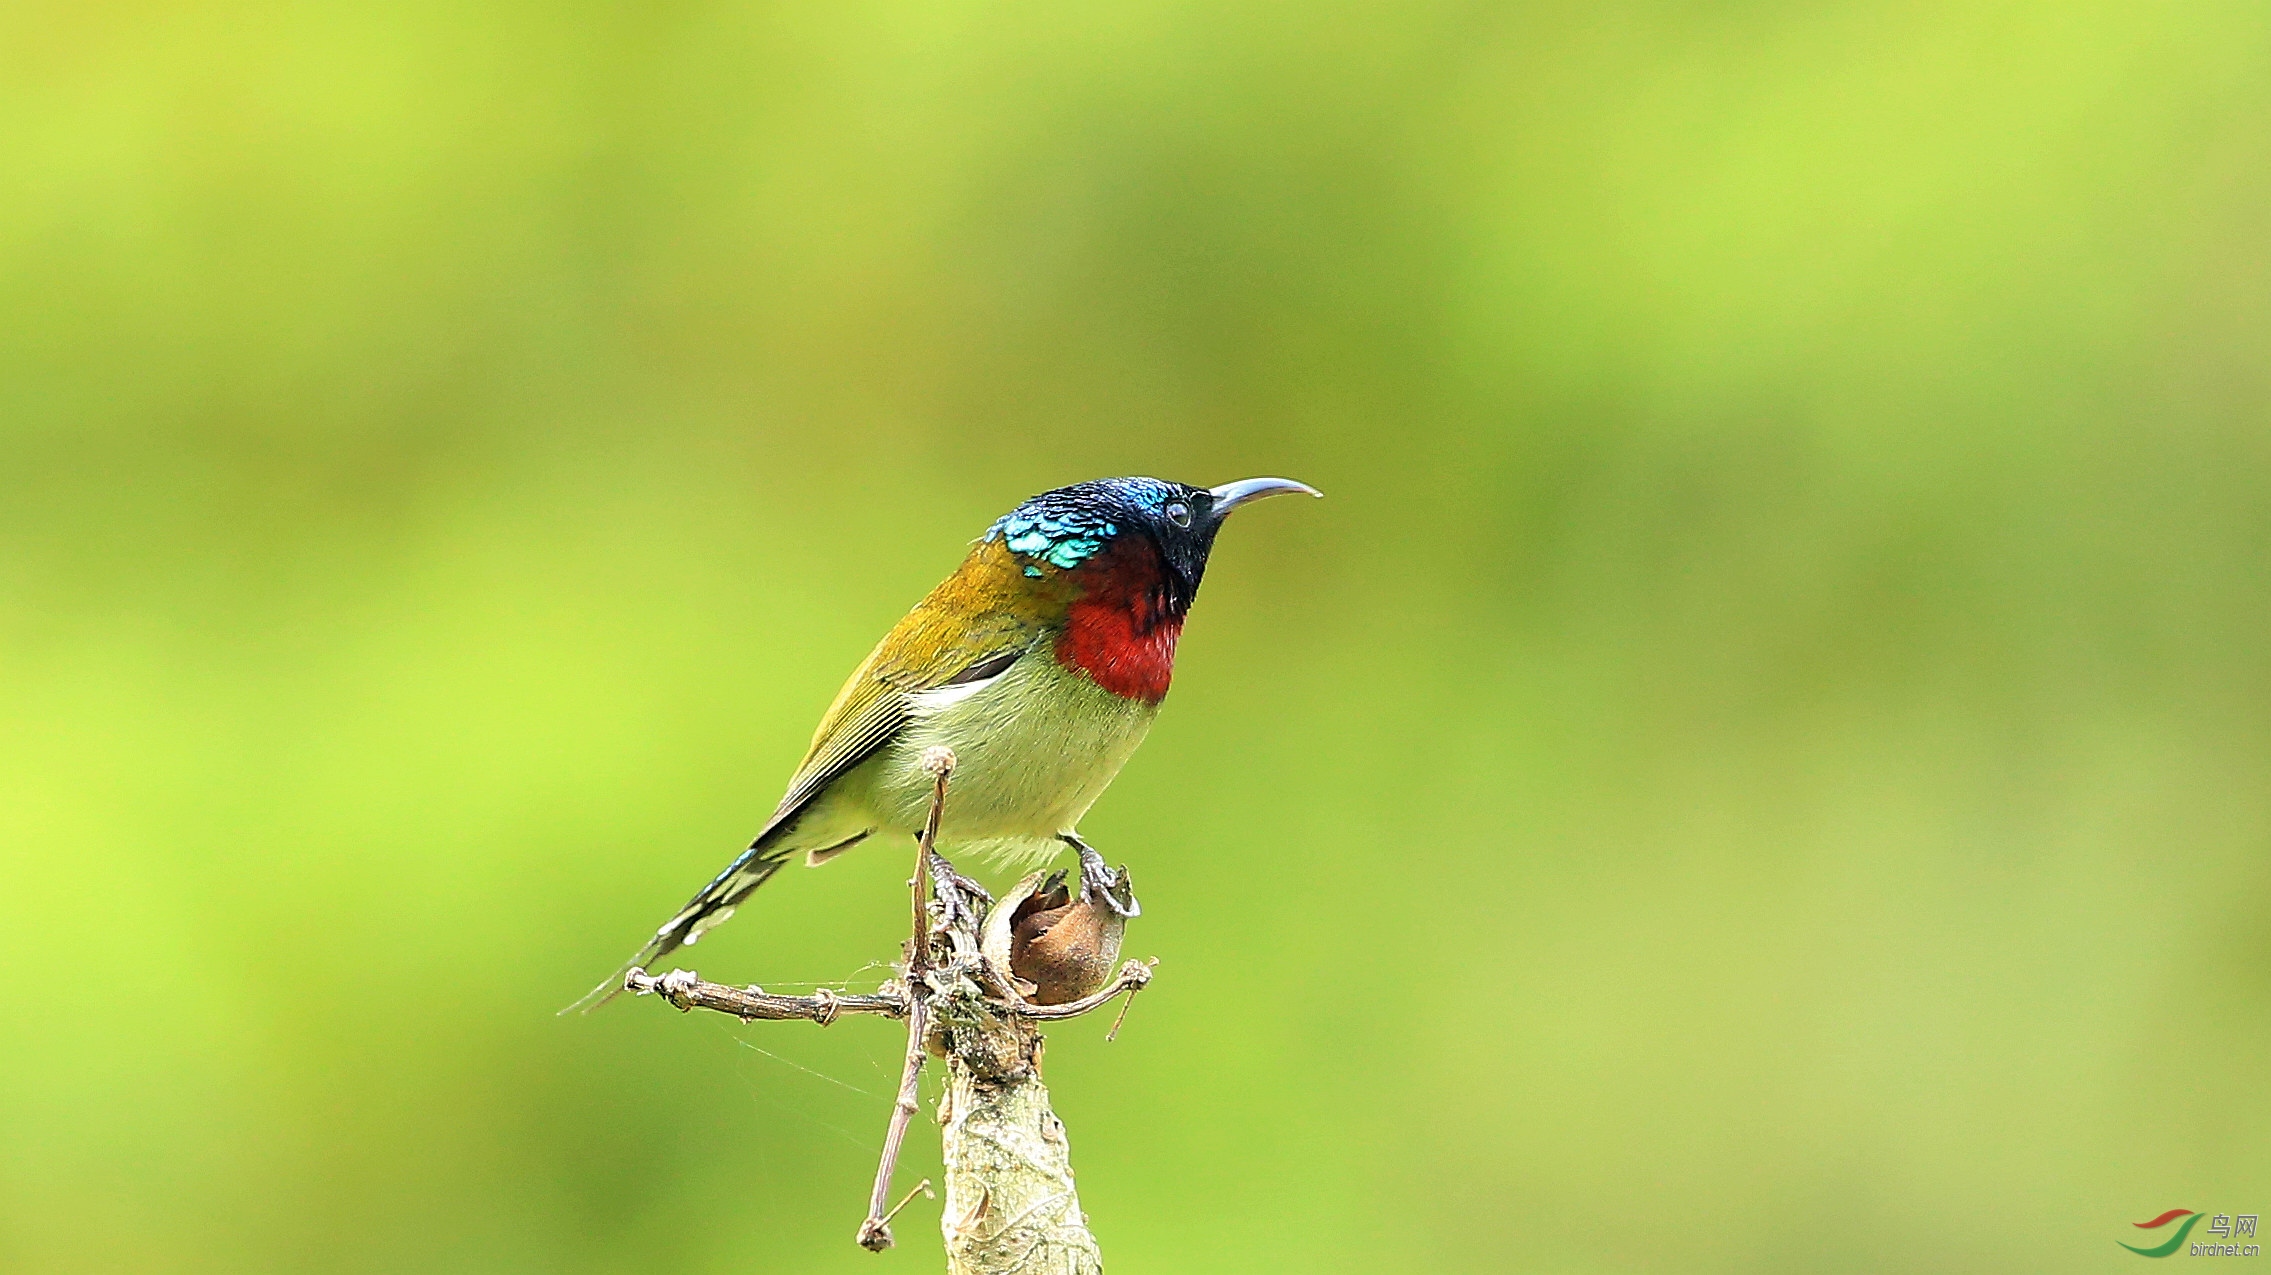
[561,846,791,1014]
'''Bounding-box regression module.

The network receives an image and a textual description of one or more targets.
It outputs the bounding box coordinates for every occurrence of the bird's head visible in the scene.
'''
[983,475,1320,612]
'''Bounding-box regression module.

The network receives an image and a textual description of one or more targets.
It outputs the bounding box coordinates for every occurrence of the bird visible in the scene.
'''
[572,475,1319,1011]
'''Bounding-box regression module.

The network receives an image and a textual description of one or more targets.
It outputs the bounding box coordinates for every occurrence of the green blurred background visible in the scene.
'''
[4,2,2268,1271]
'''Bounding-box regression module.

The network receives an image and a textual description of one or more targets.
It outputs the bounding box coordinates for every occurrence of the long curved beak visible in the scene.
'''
[1208,476,1323,516]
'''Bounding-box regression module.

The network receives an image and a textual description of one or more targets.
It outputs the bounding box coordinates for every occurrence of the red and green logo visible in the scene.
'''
[2124,1210,2203,1258]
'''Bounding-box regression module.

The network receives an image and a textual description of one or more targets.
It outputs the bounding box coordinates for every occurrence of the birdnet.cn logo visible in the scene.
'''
[2122,1210,2261,1258]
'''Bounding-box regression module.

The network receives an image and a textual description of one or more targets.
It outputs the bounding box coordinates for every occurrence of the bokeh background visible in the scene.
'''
[5,3,2269,1272]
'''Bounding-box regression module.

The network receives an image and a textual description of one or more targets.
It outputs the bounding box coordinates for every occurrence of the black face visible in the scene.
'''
[1127,479,1223,599]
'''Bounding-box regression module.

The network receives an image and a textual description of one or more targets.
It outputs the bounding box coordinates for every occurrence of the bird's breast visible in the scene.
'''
[866,649,1159,851]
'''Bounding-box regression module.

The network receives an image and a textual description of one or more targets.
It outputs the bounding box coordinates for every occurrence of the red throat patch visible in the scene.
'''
[1057,604,1181,702]
[1053,545,1182,702]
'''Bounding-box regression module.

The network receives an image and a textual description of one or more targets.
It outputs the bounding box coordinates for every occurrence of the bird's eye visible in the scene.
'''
[1164,501,1192,528]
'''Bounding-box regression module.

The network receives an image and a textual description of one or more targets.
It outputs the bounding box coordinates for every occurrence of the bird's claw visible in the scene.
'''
[926,851,991,933]
[1078,854,1141,918]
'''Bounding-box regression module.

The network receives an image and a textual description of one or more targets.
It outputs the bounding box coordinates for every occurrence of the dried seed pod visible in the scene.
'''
[980,870,1126,1005]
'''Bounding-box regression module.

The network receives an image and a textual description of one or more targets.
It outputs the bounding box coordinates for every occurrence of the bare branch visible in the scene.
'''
[986,959,1154,1021]
[860,745,959,1251]
[618,957,1148,1027]
[622,967,907,1022]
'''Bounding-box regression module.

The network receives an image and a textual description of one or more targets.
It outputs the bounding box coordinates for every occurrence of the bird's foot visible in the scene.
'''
[925,850,992,934]
[1066,836,1140,918]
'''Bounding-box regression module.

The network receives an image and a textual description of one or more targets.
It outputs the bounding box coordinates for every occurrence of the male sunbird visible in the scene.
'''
[576,475,1319,1010]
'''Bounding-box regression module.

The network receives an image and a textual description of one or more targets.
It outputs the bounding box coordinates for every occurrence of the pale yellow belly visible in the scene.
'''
[813,649,1159,871]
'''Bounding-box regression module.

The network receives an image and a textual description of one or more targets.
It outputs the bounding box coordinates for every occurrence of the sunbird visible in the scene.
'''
[576,475,1319,1010]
